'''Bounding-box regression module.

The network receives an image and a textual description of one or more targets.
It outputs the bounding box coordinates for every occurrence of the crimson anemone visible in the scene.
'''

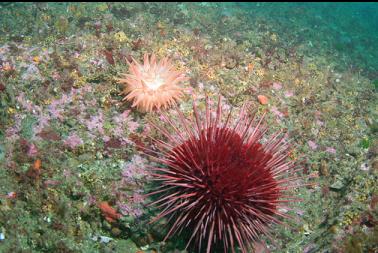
[118,53,187,112]
[145,97,302,253]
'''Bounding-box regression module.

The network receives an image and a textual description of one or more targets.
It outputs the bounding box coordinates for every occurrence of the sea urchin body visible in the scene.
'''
[146,97,302,253]
[118,53,187,112]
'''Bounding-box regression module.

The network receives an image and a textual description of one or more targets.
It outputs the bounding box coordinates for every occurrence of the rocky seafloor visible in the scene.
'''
[0,2,377,253]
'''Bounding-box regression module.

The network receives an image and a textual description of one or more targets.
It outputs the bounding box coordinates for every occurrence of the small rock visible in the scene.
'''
[98,201,122,223]
[92,235,113,243]
[319,160,329,177]
[347,146,359,157]
[257,95,268,105]
[122,215,135,224]
[99,236,113,243]
[372,159,378,171]
[37,127,61,141]
[360,162,369,171]
[303,243,317,253]
[284,91,294,97]
[367,143,378,158]
[272,82,282,90]
[225,57,237,69]
[308,140,318,150]
[370,194,378,209]
[0,144,5,161]
[115,239,139,252]
[325,147,336,154]
[330,180,344,191]
[131,232,154,247]
[0,82,6,92]
[111,227,122,236]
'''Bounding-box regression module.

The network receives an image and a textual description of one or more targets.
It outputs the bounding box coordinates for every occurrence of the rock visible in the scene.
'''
[131,232,154,248]
[111,227,122,236]
[330,180,344,191]
[99,236,113,243]
[115,239,140,252]
[319,160,329,177]
[360,162,369,171]
[77,153,93,162]
[225,57,237,69]
[372,159,378,171]
[367,142,378,158]
[37,127,61,141]
[257,95,269,105]
[347,146,359,158]
[0,144,5,161]
[149,218,168,241]
[122,215,135,224]
[98,201,122,223]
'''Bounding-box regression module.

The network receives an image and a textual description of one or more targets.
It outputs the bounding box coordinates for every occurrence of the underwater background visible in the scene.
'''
[0,2,377,253]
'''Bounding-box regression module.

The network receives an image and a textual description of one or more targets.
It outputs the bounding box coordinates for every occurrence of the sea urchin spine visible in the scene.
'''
[145,96,303,253]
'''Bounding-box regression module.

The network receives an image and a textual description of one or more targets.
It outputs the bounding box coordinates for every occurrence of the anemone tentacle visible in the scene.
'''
[118,53,188,112]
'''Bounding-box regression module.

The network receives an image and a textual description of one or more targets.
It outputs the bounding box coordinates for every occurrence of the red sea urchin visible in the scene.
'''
[145,96,303,253]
